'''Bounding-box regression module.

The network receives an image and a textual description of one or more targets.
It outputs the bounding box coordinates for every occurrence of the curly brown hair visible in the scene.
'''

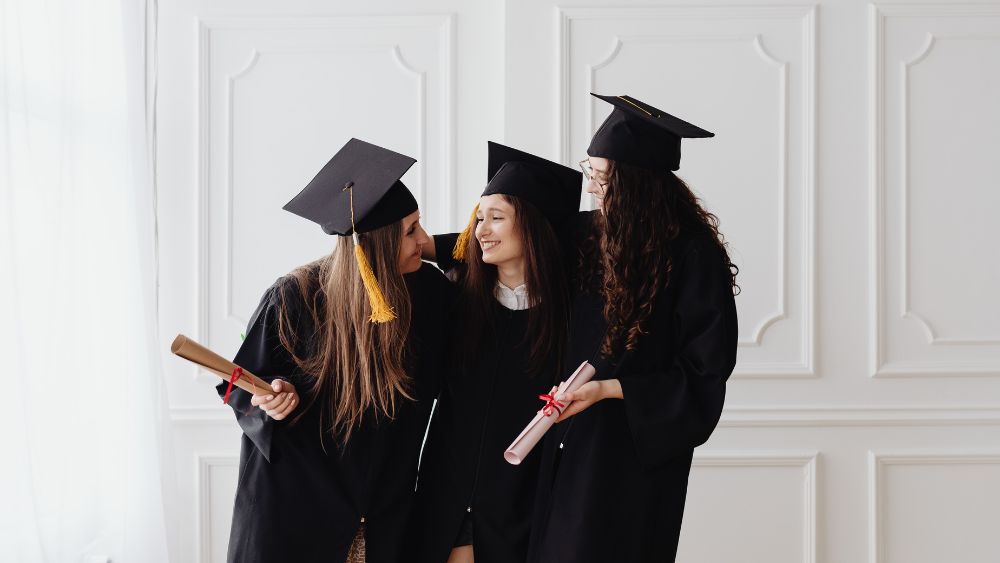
[582,161,739,356]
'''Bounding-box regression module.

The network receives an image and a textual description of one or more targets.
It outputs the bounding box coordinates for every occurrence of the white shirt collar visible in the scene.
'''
[495,281,530,310]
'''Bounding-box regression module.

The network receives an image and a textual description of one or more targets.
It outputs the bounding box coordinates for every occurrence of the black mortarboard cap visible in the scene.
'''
[587,93,714,172]
[283,138,418,235]
[482,142,581,225]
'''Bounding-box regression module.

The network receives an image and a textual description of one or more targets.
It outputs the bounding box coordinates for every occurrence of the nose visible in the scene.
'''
[475,219,489,239]
[415,224,430,246]
[585,179,600,194]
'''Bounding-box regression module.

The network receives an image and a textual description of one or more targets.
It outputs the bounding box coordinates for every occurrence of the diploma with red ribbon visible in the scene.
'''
[504,361,596,465]
[170,334,272,402]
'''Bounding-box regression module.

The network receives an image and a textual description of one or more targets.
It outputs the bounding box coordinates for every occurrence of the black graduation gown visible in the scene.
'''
[408,237,557,563]
[218,262,454,563]
[526,225,738,563]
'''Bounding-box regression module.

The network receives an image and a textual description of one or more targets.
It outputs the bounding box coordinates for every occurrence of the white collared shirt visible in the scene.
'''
[495,281,530,311]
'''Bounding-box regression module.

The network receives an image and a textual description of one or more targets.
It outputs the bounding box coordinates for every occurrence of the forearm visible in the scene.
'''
[600,378,623,400]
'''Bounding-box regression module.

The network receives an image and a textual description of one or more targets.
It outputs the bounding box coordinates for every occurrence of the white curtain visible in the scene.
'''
[0,0,176,561]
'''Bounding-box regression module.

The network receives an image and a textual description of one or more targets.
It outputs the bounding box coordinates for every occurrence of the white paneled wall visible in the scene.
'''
[870,4,1000,377]
[870,451,1000,563]
[157,0,1000,561]
[680,452,818,563]
[197,14,456,374]
[557,5,817,377]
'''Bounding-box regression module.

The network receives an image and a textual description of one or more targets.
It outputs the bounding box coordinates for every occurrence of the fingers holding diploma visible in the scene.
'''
[250,379,300,420]
[556,379,623,423]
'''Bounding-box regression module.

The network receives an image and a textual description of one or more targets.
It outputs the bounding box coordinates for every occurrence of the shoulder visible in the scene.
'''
[409,261,446,283]
[674,227,725,262]
[246,267,317,331]
[267,271,311,309]
[669,229,732,283]
[406,262,457,305]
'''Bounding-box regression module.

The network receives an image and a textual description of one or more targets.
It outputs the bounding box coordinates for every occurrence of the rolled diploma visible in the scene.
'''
[504,361,596,465]
[170,334,272,395]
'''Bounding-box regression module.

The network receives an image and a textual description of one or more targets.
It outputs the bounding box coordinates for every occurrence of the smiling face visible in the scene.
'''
[475,194,524,269]
[397,209,429,274]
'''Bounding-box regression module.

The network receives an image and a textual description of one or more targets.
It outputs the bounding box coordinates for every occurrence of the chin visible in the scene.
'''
[401,258,422,274]
[483,255,514,267]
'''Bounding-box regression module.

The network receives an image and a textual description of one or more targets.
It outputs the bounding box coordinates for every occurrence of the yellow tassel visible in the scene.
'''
[354,237,396,323]
[451,203,479,262]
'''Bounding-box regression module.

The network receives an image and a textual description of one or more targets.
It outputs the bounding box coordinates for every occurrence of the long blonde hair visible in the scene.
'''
[278,220,414,444]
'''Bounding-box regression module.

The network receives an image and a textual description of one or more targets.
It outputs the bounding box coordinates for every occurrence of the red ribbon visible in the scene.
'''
[538,393,565,417]
[223,366,244,405]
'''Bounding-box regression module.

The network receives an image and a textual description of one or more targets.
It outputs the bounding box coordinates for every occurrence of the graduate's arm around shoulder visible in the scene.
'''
[422,232,461,273]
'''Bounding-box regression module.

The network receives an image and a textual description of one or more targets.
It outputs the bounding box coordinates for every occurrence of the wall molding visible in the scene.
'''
[717,404,1000,427]
[173,406,233,424]
[900,31,1000,347]
[868,3,1000,377]
[868,448,1000,563]
[195,14,456,383]
[171,404,1000,427]
[873,361,1000,378]
[557,5,816,378]
[195,454,239,563]
[221,44,423,330]
[693,450,818,563]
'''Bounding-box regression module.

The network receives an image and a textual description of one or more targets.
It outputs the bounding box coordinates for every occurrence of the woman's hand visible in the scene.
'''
[556,379,623,423]
[250,379,299,420]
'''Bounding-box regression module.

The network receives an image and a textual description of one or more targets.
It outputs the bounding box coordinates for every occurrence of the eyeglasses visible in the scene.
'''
[578,159,608,197]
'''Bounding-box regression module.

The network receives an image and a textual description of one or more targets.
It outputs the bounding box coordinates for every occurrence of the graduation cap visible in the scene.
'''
[587,93,714,172]
[283,138,418,323]
[453,142,582,261]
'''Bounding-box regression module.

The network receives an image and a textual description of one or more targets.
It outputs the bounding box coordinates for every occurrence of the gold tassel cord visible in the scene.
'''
[617,95,658,117]
[451,203,479,262]
[355,240,396,323]
[345,184,396,323]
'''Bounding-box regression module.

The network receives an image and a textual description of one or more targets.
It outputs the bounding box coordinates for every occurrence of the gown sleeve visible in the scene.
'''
[216,277,307,462]
[617,239,738,470]
[431,233,461,273]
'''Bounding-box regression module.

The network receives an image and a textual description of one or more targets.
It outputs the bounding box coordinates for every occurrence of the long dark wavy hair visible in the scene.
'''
[580,161,739,356]
[455,195,569,379]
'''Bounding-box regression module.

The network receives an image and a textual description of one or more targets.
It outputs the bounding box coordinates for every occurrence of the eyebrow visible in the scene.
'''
[478,206,509,214]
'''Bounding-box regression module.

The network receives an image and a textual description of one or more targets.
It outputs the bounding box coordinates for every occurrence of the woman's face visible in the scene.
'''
[475,194,523,268]
[397,210,430,274]
[585,156,610,211]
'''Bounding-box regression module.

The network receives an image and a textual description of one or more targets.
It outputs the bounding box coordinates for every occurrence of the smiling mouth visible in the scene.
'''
[481,241,500,251]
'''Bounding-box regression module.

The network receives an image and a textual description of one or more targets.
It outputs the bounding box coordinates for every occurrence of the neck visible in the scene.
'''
[496,259,525,289]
